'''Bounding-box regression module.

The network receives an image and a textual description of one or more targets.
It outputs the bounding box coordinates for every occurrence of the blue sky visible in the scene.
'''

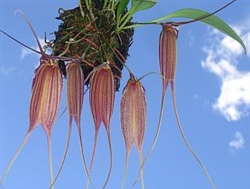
[0,1,249,189]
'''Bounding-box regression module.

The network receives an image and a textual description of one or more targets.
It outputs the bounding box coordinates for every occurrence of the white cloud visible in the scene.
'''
[201,19,250,121]
[20,37,47,67]
[229,132,245,152]
[213,74,250,121]
[0,65,17,76]
[1,38,46,77]
[21,37,46,59]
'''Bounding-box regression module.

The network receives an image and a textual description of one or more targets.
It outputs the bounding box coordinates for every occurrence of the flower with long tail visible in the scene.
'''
[49,61,94,188]
[134,1,243,188]
[1,59,63,189]
[87,62,115,188]
[120,73,147,189]
[0,11,68,189]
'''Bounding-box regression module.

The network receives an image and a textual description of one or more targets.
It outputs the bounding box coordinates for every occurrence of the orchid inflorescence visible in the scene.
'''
[0,0,246,189]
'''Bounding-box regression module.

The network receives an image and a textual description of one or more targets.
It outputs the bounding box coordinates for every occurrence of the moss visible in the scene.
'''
[53,0,134,91]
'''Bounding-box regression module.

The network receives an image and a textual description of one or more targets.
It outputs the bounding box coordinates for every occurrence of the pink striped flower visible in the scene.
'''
[88,63,115,188]
[120,73,147,188]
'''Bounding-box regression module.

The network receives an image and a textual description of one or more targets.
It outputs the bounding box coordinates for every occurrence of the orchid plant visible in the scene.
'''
[0,0,246,189]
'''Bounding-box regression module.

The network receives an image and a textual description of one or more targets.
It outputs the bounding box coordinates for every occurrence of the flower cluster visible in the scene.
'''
[0,0,246,189]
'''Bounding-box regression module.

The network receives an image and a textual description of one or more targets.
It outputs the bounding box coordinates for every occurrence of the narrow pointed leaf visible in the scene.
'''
[151,8,246,53]
[117,0,130,18]
[131,0,156,14]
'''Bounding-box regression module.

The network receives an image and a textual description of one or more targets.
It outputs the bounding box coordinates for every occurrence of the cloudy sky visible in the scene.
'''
[1,0,249,189]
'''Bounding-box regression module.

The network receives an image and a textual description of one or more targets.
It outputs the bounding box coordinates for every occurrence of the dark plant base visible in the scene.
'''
[53,0,134,91]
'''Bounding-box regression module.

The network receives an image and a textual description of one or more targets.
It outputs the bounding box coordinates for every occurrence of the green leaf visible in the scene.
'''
[151,8,247,54]
[117,0,130,18]
[131,0,156,14]
[117,0,156,32]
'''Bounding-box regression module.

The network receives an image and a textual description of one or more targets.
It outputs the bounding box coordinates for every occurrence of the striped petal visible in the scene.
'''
[50,61,89,188]
[120,74,146,153]
[29,63,49,132]
[141,25,178,168]
[159,24,178,92]
[90,65,115,132]
[120,73,147,188]
[88,64,115,188]
[67,62,84,126]
[40,61,63,137]
[29,60,63,136]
